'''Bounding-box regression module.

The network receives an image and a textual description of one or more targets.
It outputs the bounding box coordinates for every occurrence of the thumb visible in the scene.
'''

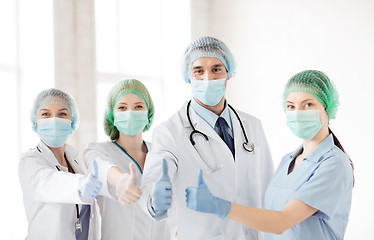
[160,159,170,181]
[129,162,138,183]
[92,159,99,179]
[197,169,204,186]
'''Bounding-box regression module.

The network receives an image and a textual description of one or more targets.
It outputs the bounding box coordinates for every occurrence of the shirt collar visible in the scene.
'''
[190,98,232,129]
[288,133,335,163]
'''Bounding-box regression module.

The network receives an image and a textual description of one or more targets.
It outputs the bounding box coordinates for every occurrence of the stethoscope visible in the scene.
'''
[187,100,255,153]
[55,155,83,233]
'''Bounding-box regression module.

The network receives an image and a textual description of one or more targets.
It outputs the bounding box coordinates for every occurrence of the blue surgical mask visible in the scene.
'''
[191,79,226,106]
[114,110,149,136]
[286,109,327,140]
[36,117,73,148]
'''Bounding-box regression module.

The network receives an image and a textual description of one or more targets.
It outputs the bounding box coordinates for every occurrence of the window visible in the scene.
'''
[0,1,54,238]
[95,0,192,141]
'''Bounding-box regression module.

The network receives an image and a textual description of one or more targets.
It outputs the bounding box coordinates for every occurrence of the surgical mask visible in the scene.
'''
[191,79,226,106]
[114,110,149,136]
[36,117,73,148]
[286,109,327,140]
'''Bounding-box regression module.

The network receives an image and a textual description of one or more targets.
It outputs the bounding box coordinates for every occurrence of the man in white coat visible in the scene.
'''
[140,36,274,240]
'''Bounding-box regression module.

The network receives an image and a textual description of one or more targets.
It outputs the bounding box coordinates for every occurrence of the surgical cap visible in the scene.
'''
[31,88,80,132]
[104,79,154,140]
[182,36,236,83]
[283,70,339,119]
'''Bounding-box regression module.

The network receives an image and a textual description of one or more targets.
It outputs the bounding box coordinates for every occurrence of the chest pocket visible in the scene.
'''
[191,133,224,174]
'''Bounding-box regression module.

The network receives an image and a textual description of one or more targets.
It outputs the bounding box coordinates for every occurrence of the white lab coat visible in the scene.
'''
[140,102,274,240]
[18,140,99,240]
[83,141,176,240]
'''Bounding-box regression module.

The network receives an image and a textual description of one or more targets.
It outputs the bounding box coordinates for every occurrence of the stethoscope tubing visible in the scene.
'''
[186,100,254,152]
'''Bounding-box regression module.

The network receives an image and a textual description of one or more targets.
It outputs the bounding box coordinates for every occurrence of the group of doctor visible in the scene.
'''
[19,36,354,240]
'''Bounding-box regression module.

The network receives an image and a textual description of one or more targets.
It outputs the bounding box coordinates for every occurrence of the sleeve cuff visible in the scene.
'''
[147,196,168,220]
[96,159,116,199]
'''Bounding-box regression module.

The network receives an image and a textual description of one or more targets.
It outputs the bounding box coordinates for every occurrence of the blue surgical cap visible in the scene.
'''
[182,36,236,83]
[31,88,80,132]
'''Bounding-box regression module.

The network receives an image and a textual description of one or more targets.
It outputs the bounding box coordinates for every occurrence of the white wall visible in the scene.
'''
[5,0,374,239]
[190,0,374,239]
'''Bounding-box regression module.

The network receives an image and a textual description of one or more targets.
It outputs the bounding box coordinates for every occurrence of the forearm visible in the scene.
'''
[227,203,291,234]
[227,199,316,234]
[107,166,123,187]
[36,171,91,204]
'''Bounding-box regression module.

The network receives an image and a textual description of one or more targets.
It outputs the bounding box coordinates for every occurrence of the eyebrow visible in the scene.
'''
[286,99,314,104]
[192,64,225,70]
[134,102,145,105]
[211,64,224,68]
[192,66,203,70]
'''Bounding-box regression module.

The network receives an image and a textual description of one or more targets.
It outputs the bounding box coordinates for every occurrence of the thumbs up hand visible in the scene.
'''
[150,159,172,214]
[185,169,231,219]
[78,159,103,200]
[116,162,142,205]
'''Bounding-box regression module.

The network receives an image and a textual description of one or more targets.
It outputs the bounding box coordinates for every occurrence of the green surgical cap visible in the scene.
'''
[104,79,154,140]
[283,70,339,119]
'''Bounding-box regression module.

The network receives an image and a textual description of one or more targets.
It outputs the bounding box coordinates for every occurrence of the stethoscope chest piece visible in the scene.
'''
[243,142,254,152]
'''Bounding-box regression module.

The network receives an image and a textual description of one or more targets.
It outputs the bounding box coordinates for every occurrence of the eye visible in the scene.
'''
[118,106,127,110]
[286,105,294,110]
[212,67,222,73]
[41,112,49,117]
[193,69,203,75]
[305,103,313,108]
[59,112,68,117]
[135,105,144,109]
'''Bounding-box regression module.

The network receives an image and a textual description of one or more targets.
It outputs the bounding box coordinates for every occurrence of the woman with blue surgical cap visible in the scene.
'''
[19,88,103,240]
[83,79,175,240]
[186,70,354,240]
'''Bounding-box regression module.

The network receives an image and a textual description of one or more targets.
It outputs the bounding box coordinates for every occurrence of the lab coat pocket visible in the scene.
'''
[192,133,223,174]
[207,233,226,240]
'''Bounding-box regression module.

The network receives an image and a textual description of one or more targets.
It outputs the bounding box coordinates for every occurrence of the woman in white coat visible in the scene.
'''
[84,79,175,240]
[140,36,274,239]
[19,88,103,240]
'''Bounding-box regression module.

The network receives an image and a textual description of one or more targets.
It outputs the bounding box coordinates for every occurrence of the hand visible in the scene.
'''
[78,159,103,200]
[150,159,172,214]
[186,169,231,219]
[116,162,141,205]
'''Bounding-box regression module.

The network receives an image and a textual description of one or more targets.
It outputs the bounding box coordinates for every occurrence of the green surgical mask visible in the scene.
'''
[286,109,327,140]
[114,110,149,136]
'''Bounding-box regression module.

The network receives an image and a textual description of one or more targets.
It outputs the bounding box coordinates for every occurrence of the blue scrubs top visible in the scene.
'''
[264,134,353,240]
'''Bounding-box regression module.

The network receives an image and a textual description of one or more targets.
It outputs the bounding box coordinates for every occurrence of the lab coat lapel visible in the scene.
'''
[182,101,227,145]
[65,145,85,174]
[37,140,84,174]
[37,140,61,169]
[181,101,235,161]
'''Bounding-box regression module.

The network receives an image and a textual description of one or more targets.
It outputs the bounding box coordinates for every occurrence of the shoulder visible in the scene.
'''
[154,111,183,133]
[20,147,41,165]
[19,147,50,174]
[86,140,113,151]
[21,147,38,159]
[320,146,352,172]
[234,109,262,126]
[144,141,152,150]
[311,145,353,187]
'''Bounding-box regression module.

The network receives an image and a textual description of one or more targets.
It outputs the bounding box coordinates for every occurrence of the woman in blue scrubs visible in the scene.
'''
[186,70,354,240]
